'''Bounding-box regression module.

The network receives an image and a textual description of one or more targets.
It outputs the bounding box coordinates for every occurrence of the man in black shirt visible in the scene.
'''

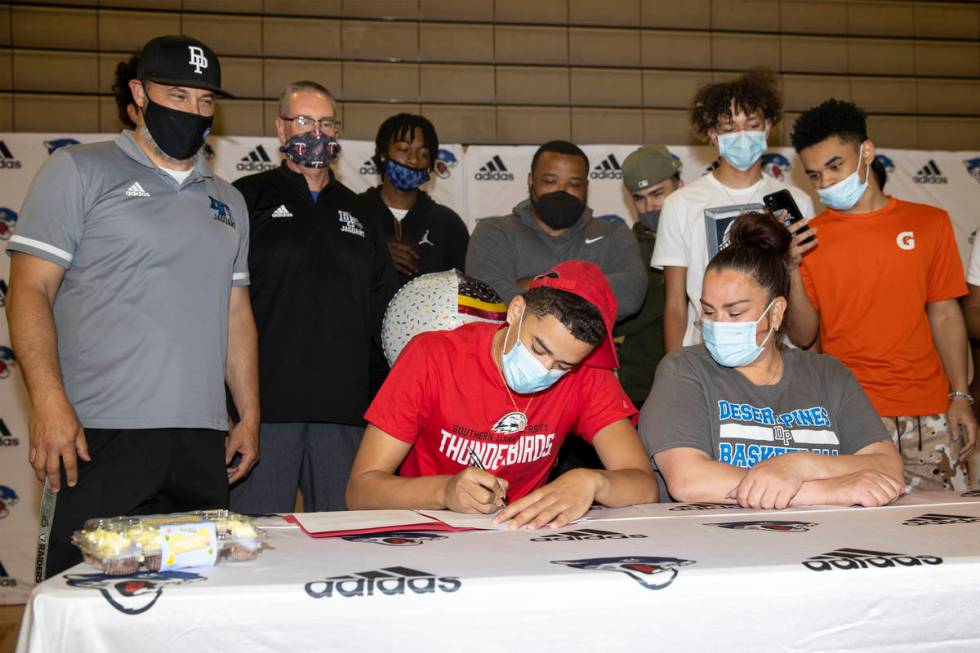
[230,80,398,512]
[358,113,469,284]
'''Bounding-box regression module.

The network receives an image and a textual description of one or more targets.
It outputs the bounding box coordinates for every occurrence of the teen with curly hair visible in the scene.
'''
[651,69,814,352]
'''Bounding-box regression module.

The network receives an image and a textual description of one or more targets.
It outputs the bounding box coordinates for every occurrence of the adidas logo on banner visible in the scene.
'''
[359,159,378,175]
[236,145,278,172]
[0,142,21,170]
[271,204,293,218]
[531,528,647,542]
[0,560,15,588]
[590,154,623,180]
[902,513,980,526]
[802,548,943,572]
[913,160,947,184]
[125,182,150,198]
[304,566,461,599]
[475,155,514,181]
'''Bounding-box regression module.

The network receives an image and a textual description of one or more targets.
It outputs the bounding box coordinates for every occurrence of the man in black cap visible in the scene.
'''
[7,35,259,578]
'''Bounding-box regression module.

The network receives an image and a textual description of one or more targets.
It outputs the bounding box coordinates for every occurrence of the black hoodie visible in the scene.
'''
[359,185,470,284]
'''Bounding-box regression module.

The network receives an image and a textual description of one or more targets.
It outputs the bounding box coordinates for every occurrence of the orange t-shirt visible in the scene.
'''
[800,197,966,416]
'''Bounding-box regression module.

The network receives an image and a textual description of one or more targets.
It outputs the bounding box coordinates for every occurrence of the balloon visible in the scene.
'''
[382,270,508,365]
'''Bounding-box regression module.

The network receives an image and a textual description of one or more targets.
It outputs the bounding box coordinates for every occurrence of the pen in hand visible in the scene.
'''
[467,446,507,507]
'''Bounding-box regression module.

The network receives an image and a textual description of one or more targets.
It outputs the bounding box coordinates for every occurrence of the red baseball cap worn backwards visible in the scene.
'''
[528,260,619,369]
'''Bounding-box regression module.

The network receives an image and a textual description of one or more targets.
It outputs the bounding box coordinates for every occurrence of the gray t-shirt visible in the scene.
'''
[640,346,889,472]
[8,131,249,430]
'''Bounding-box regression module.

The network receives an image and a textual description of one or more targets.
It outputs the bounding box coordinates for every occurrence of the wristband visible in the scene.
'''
[948,391,975,405]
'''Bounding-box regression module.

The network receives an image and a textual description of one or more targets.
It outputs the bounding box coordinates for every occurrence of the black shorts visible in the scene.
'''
[39,427,228,581]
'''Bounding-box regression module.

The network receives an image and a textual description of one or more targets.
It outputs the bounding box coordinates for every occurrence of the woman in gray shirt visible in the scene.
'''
[640,211,903,509]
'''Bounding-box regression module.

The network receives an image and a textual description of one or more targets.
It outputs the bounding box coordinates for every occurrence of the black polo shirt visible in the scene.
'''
[359,186,469,285]
[234,163,398,425]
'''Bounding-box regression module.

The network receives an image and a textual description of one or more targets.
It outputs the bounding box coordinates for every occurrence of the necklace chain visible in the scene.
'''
[493,331,533,417]
[715,171,763,208]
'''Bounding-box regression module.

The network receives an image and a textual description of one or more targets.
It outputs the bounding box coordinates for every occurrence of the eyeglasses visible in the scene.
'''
[280,115,342,133]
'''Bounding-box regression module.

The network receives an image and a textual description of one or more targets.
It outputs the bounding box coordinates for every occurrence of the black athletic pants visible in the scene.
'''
[38,428,228,580]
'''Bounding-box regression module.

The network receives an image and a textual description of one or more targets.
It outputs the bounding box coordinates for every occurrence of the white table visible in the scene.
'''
[17,491,980,652]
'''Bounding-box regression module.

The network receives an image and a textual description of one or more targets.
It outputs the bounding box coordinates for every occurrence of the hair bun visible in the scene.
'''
[726,211,792,258]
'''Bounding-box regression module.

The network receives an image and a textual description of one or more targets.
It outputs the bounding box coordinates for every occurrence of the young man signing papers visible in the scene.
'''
[346,261,658,528]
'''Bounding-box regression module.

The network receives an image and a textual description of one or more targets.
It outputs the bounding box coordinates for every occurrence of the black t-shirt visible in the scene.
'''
[359,186,469,285]
[234,163,398,424]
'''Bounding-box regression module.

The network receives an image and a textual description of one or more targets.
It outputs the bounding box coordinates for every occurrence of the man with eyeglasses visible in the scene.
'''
[7,35,258,578]
[230,80,398,513]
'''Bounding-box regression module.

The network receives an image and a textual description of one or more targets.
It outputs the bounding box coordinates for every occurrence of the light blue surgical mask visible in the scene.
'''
[702,300,776,368]
[717,130,767,171]
[817,146,871,211]
[501,308,567,394]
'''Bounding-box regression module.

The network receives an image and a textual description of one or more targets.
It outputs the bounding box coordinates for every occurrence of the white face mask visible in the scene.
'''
[816,144,872,211]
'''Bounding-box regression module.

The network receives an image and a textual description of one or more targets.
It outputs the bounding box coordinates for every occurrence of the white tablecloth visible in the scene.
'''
[17,491,980,652]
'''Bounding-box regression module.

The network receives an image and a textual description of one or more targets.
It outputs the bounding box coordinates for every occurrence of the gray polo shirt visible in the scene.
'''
[8,131,249,430]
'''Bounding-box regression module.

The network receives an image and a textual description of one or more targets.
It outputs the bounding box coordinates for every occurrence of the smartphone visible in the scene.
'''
[763,190,813,245]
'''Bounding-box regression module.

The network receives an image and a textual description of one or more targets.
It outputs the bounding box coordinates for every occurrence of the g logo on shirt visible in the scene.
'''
[897,231,915,251]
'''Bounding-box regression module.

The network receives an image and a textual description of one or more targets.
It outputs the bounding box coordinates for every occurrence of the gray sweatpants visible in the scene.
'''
[230,422,364,513]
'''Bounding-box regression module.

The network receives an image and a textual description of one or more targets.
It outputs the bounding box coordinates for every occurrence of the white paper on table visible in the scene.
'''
[414,509,515,530]
[289,510,441,534]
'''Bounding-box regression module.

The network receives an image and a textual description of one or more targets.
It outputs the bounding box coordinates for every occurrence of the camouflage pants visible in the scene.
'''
[881,414,971,492]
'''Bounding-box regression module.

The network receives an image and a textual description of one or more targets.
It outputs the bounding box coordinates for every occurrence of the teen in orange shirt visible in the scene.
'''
[784,99,977,492]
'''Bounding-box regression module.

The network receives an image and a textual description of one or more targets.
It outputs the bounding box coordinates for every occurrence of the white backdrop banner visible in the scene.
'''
[1,133,979,603]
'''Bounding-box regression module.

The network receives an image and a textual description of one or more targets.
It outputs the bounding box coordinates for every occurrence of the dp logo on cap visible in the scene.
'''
[188,46,208,74]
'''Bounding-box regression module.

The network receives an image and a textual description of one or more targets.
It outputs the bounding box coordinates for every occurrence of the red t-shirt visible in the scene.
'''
[364,322,636,501]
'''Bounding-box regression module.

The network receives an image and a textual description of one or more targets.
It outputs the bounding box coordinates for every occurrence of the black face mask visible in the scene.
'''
[532,190,585,231]
[141,95,213,161]
[638,209,661,231]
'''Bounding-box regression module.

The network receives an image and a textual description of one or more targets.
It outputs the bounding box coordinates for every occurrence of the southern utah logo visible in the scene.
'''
[552,556,695,590]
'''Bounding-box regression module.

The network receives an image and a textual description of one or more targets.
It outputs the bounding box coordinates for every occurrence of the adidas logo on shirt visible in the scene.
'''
[913,160,947,184]
[590,154,623,180]
[474,155,514,181]
[530,528,647,542]
[304,566,462,599]
[271,204,293,218]
[802,547,943,572]
[0,142,21,170]
[125,182,151,197]
[902,513,980,526]
[359,159,378,175]
[236,145,277,172]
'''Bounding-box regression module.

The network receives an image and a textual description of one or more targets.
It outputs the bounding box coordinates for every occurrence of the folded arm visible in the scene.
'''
[656,439,903,509]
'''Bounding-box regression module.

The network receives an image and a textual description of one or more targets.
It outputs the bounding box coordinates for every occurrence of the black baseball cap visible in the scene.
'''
[137,35,234,98]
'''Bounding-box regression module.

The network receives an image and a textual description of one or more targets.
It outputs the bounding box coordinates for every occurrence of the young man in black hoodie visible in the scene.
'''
[359,113,469,284]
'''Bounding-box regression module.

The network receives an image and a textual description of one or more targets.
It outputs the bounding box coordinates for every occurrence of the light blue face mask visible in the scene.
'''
[717,130,767,171]
[501,308,567,394]
[702,299,776,368]
[817,145,871,211]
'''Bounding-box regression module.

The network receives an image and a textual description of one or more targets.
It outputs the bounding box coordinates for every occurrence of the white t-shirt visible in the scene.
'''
[651,172,815,346]
[389,207,410,221]
[160,166,193,185]
[968,236,980,286]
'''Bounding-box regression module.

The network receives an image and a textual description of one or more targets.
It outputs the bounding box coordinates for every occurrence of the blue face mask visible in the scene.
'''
[817,145,871,211]
[501,308,567,394]
[702,300,776,368]
[717,130,767,171]
[385,159,430,191]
